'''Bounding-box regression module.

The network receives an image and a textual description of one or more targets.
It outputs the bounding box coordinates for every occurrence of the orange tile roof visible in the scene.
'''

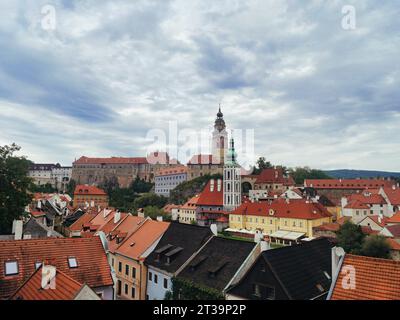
[231,199,332,220]
[107,215,146,253]
[255,168,295,186]
[68,211,98,232]
[74,185,107,196]
[387,212,400,224]
[345,191,387,207]
[114,219,169,260]
[345,199,371,209]
[305,179,395,190]
[88,209,116,231]
[196,180,223,206]
[383,186,400,205]
[331,254,400,300]
[30,211,46,218]
[156,165,188,176]
[181,195,200,210]
[10,266,84,300]
[0,237,113,299]
[99,212,128,235]
[74,156,148,165]
[162,204,181,213]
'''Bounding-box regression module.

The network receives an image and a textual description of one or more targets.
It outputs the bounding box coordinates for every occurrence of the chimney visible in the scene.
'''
[331,247,345,278]
[260,240,271,252]
[210,224,218,236]
[286,198,290,204]
[137,208,145,218]
[114,211,121,224]
[254,230,264,243]
[14,220,23,240]
[157,216,163,222]
[210,179,215,192]
[91,200,95,208]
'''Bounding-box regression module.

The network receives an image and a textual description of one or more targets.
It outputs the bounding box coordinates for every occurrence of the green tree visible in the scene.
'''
[66,179,77,196]
[131,176,153,193]
[288,166,333,185]
[361,235,391,259]
[30,183,57,193]
[0,144,33,234]
[143,206,171,221]
[337,221,365,254]
[133,193,168,210]
[252,157,273,175]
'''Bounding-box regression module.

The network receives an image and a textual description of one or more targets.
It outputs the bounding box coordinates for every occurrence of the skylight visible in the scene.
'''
[68,257,78,268]
[5,261,18,276]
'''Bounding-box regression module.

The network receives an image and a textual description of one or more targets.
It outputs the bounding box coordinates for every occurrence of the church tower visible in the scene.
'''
[223,135,242,211]
[211,105,228,164]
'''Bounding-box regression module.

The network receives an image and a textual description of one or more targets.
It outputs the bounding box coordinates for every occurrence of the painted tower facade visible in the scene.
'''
[211,106,228,164]
[223,136,242,211]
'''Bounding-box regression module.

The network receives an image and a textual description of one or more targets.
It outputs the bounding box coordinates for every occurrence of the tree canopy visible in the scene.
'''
[337,221,365,254]
[0,144,33,234]
[361,235,391,259]
[288,166,333,185]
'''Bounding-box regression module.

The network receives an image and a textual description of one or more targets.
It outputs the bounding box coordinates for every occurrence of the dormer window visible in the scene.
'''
[68,257,78,268]
[5,261,19,276]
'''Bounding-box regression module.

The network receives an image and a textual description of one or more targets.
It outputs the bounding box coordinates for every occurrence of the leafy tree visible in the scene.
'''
[66,179,77,196]
[131,176,153,193]
[0,144,33,234]
[169,173,223,205]
[361,235,391,259]
[100,176,120,195]
[252,157,273,175]
[133,193,168,210]
[30,183,57,194]
[108,188,137,212]
[337,221,365,254]
[142,206,171,221]
[288,166,333,185]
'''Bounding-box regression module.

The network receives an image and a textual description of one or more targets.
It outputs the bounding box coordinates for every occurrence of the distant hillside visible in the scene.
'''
[324,169,400,179]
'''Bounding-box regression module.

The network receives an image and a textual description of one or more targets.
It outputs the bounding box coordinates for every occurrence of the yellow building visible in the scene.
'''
[113,219,169,300]
[228,199,332,240]
[178,195,199,224]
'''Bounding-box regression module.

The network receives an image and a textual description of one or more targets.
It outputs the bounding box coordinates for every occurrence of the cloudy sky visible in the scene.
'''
[0,0,399,171]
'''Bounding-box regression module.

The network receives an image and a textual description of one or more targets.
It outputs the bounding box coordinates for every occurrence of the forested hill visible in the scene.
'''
[324,169,400,179]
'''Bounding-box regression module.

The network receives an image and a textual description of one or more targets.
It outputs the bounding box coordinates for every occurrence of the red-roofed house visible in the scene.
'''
[195,179,229,231]
[380,185,400,215]
[341,190,389,223]
[228,199,332,243]
[0,237,114,300]
[10,266,100,300]
[73,185,109,208]
[112,219,169,300]
[329,254,400,300]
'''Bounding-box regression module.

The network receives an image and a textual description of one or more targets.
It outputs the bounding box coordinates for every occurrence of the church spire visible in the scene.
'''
[226,133,238,166]
[214,104,226,132]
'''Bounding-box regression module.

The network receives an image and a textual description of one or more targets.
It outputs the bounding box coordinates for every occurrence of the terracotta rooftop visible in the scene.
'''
[0,237,113,299]
[196,180,223,207]
[305,179,395,190]
[382,186,400,206]
[331,254,400,300]
[231,199,332,220]
[10,266,84,300]
[74,185,107,196]
[114,219,169,260]
[156,165,188,176]
[255,168,295,186]
[387,212,400,224]
[74,156,148,165]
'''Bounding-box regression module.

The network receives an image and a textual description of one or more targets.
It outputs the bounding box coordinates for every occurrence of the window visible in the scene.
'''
[68,257,78,268]
[131,287,136,299]
[149,271,153,282]
[124,283,128,295]
[164,278,168,289]
[118,262,122,273]
[132,267,136,279]
[154,274,158,284]
[125,265,129,276]
[5,261,18,276]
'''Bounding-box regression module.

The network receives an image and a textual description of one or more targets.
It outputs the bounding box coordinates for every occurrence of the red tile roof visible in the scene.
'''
[30,211,46,218]
[331,254,400,300]
[255,168,295,186]
[0,237,113,299]
[345,191,387,209]
[230,199,332,220]
[74,156,148,165]
[74,185,107,196]
[68,211,98,232]
[156,165,188,176]
[345,199,371,209]
[10,266,84,300]
[305,179,395,190]
[384,224,400,238]
[196,180,223,206]
[181,195,200,210]
[387,212,400,224]
[361,215,389,228]
[114,219,169,260]
[382,186,400,205]
[99,212,128,235]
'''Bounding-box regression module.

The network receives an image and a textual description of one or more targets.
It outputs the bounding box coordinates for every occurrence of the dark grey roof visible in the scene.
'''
[23,219,49,238]
[228,238,334,300]
[178,237,256,292]
[145,222,213,274]
[63,209,85,228]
